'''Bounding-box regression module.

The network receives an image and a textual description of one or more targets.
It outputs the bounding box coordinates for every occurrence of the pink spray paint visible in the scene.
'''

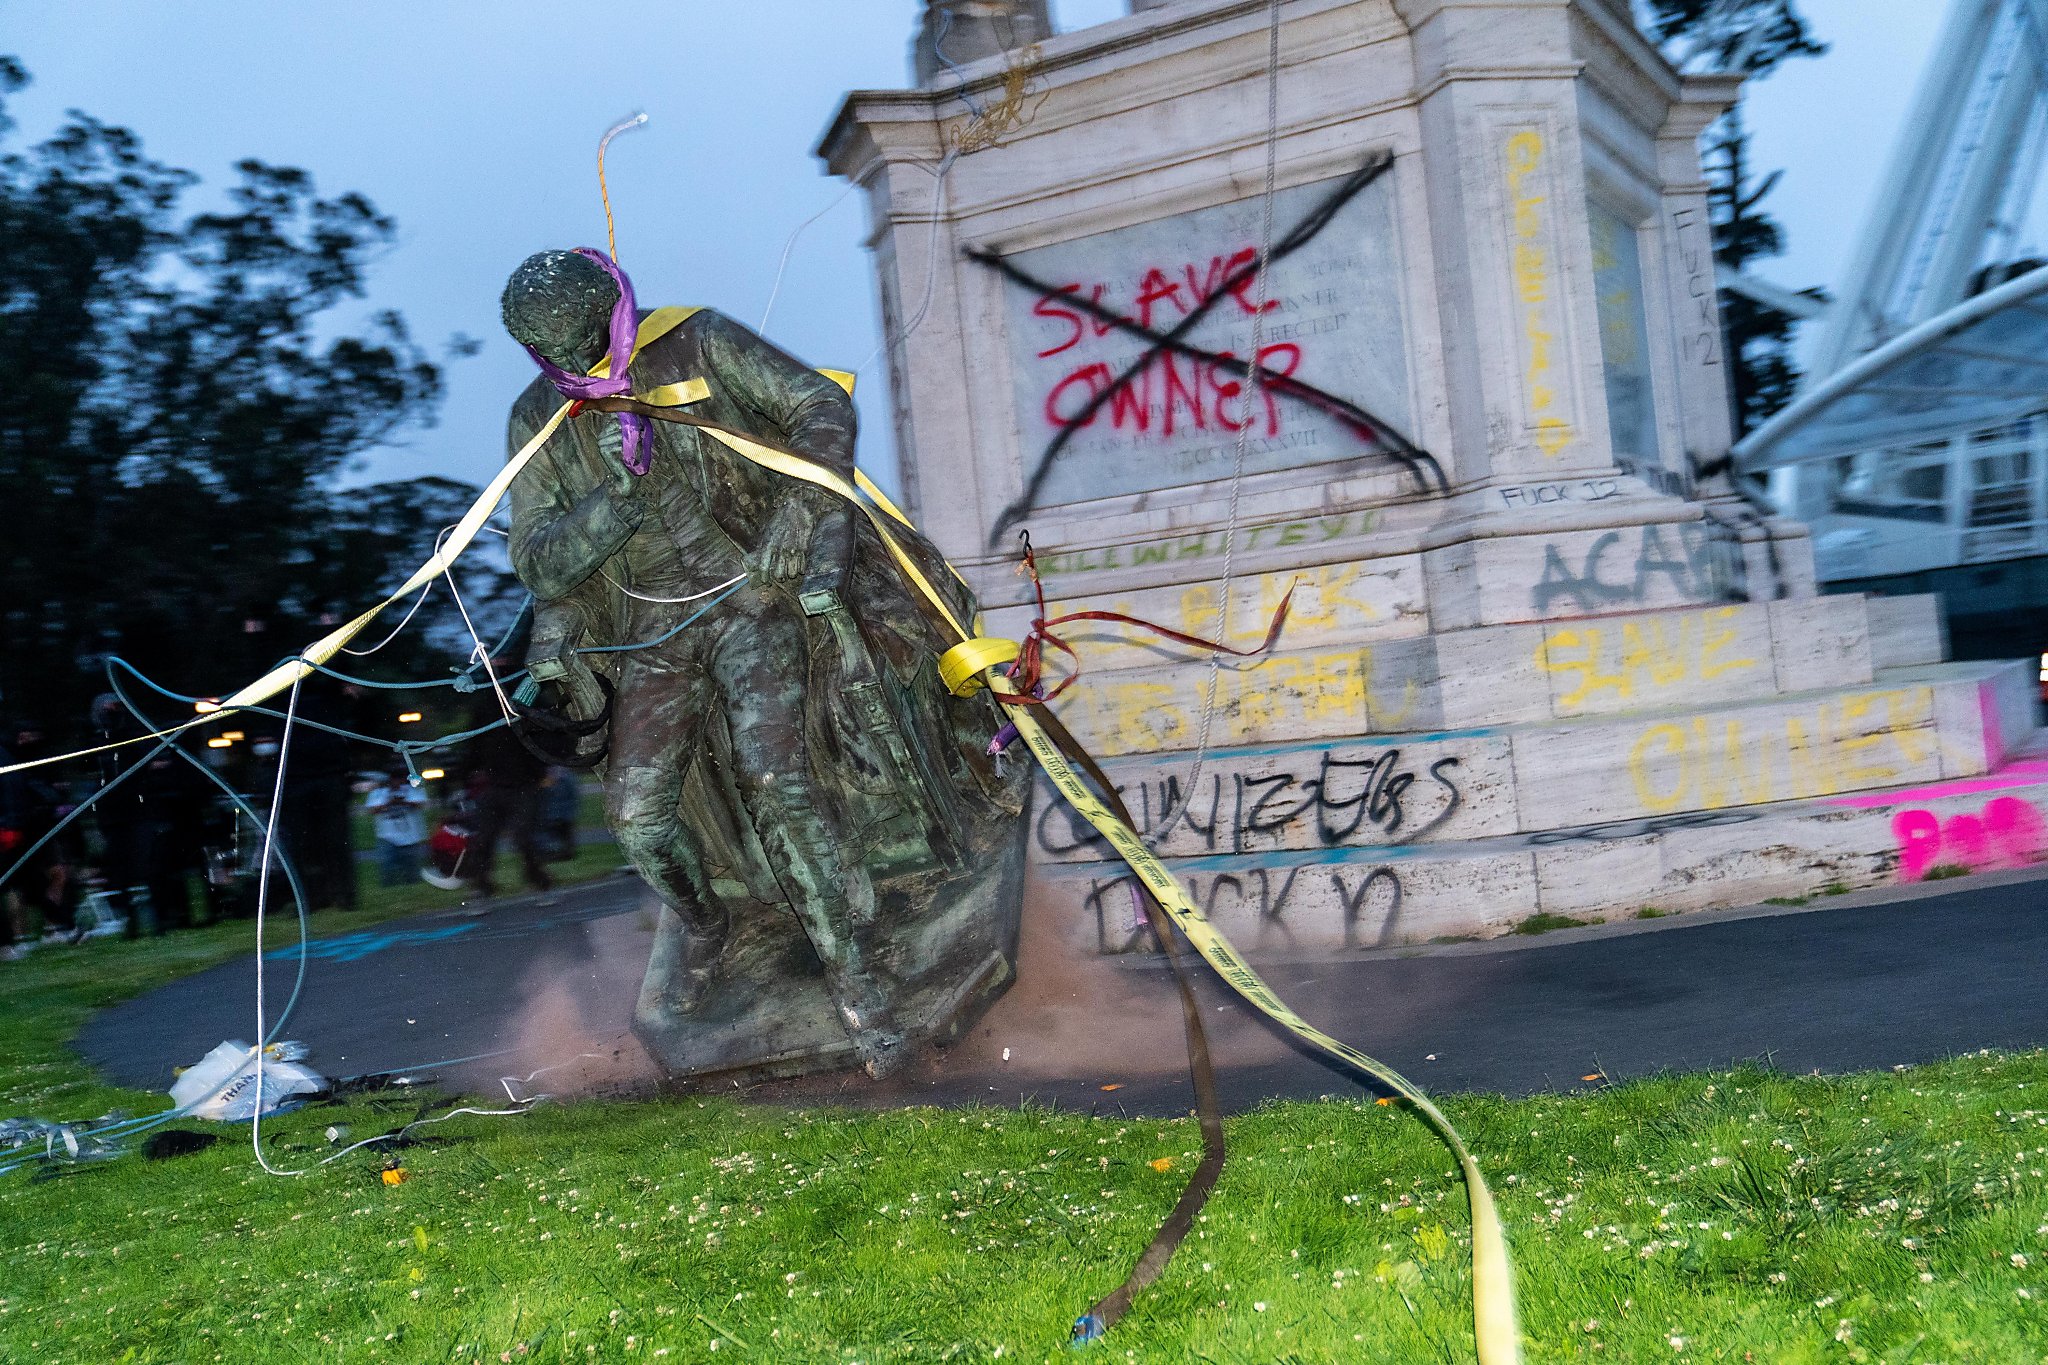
[1891,795,2047,881]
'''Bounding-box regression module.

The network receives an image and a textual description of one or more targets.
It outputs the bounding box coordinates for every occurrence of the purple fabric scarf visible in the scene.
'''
[521,248,652,476]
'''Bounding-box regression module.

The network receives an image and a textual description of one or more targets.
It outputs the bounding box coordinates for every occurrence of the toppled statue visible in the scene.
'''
[499,248,1026,1080]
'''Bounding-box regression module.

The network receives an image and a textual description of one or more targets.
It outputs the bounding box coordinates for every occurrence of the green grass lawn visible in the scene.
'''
[0,838,629,1139]
[3,919,2045,1362]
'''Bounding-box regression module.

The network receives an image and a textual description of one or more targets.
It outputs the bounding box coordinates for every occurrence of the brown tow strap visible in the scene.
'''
[1035,706,1227,1344]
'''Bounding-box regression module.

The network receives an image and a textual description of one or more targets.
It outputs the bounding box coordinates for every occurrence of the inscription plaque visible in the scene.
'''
[1004,171,1410,506]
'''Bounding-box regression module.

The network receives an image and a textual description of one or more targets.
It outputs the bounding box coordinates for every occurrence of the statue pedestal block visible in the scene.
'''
[820,0,2047,950]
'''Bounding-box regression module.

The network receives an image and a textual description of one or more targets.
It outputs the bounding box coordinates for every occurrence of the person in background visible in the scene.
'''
[1,721,77,945]
[83,694,202,932]
[463,703,554,902]
[364,765,429,887]
[87,694,147,931]
[538,765,581,862]
[277,686,361,913]
[0,727,28,956]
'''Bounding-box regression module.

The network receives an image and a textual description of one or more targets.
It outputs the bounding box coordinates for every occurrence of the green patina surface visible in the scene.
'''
[499,253,1024,1081]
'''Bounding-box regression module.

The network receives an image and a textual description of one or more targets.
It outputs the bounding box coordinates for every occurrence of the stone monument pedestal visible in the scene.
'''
[818,0,2048,957]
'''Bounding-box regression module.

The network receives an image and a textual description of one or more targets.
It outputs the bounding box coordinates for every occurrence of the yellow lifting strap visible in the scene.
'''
[937,637,1022,696]
[1,309,896,777]
[619,342,922,538]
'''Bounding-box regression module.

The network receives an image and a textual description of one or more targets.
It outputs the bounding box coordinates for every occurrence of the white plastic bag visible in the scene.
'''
[169,1040,326,1121]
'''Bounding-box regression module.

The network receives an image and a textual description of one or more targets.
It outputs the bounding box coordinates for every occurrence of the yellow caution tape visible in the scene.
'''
[2,309,946,776]
[682,419,1522,1364]
[937,637,1022,695]
[996,704,1520,1360]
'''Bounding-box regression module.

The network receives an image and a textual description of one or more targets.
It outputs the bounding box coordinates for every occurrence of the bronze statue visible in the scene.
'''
[499,250,1025,1080]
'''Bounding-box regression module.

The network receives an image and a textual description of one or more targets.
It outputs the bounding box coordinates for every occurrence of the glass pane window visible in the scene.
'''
[1833,448,1950,523]
[1587,198,1660,469]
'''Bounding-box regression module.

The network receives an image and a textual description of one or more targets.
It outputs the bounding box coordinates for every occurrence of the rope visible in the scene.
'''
[1148,0,1283,844]
[950,42,1047,155]
[339,578,434,657]
[930,5,989,119]
[760,183,860,334]
[441,534,517,725]
[599,569,747,607]
[859,148,961,379]
[858,28,1048,378]
[597,113,648,264]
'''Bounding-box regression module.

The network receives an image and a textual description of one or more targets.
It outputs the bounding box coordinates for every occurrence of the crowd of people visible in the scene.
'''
[0,693,587,960]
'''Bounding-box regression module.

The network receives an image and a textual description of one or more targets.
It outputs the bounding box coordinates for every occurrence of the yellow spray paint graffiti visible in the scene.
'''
[1505,129,1573,459]
[1627,686,1937,812]
[1071,646,1422,758]
[1535,608,1758,712]
[1178,563,1396,647]
[1039,560,1415,672]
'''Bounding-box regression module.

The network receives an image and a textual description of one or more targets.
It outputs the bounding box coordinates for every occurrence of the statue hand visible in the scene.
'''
[755,511,812,584]
[595,418,642,502]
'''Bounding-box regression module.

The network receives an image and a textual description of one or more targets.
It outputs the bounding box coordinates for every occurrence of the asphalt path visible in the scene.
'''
[75,867,2048,1116]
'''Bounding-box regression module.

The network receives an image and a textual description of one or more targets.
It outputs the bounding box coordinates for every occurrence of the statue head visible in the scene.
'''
[502,249,620,373]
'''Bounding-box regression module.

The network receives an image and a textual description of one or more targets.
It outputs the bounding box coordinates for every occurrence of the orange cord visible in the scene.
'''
[596,113,648,263]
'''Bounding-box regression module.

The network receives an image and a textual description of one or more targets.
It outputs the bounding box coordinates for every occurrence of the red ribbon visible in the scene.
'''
[1006,536,1296,704]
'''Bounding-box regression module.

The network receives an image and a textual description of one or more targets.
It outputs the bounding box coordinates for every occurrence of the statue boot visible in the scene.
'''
[612,763,737,1022]
[637,900,732,1020]
[788,872,909,1079]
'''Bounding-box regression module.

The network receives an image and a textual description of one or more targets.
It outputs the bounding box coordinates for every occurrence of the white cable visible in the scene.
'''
[239,512,556,1177]
[341,514,505,659]
[599,569,747,606]
[498,1050,611,1104]
[760,181,860,335]
[242,1053,594,1180]
[260,1098,545,1178]
[247,680,549,1179]
[340,579,434,657]
[441,530,517,724]
[1147,0,1283,846]
[857,149,961,377]
[250,673,304,1176]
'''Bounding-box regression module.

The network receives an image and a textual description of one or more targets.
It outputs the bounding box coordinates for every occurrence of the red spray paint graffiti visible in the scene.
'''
[1031,251,1304,438]
[1041,345,1303,436]
[1891,794,2046,881]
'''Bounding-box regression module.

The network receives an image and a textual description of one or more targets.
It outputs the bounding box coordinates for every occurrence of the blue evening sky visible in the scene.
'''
[2,1,1961,496]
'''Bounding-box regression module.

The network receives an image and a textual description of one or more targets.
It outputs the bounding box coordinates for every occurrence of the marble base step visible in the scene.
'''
[1031,657,2034,860]
[1024,590,1941,758]
[1038,740,2048,956]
